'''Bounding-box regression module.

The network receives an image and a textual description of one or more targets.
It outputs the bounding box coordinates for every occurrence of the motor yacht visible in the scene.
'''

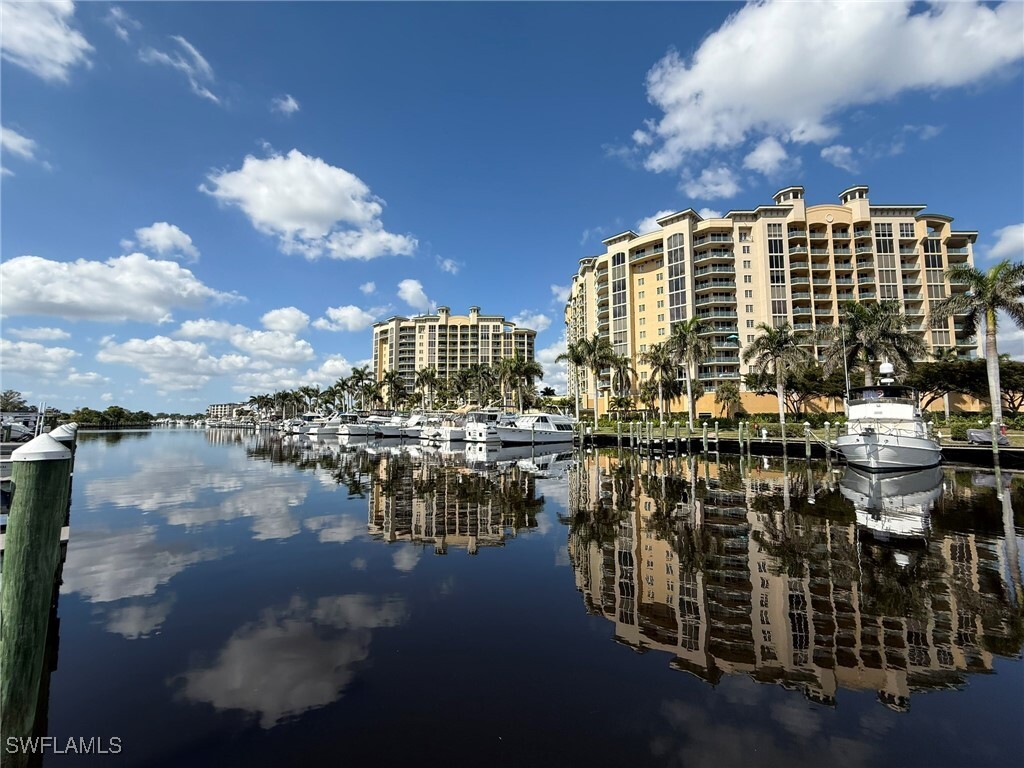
[494,413,577,445]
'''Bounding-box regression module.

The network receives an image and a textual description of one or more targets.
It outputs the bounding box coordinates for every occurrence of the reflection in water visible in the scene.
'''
[567,452,1023,711]
[175,594,406,728]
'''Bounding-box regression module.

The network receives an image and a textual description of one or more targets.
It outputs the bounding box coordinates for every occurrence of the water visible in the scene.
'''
[24,430,1024,765]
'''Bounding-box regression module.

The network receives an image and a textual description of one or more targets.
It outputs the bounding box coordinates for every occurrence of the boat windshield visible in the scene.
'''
[848,385,917,403]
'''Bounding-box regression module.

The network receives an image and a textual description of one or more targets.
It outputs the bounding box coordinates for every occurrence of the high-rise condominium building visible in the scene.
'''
[564,185,979,417]
[372,306,537,390]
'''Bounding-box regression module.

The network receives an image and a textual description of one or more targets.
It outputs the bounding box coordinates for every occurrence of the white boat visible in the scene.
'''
[494,413,577,445]
[834,364,941,472]
[464,411,517,443]
[429,408,508,442]
[839,466,942,539]
[308,413,361,437]
[399,413,430,439]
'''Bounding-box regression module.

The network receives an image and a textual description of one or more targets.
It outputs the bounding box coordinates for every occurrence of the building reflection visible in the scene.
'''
[567,452,1023,710]
[368,450,547,555]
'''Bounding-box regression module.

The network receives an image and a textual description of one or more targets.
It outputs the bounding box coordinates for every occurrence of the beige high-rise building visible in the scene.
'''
[564,185,979,418]
[371,305,536,391]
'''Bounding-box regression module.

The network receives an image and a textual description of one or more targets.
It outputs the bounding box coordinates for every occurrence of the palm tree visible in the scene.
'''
[608,353,636,400]
[555,338,589,420]
[741,322,810,440]
[381,371,406,410]
[931,260,1024,426]
[818,301,925,387]
[348,366,373,410]
[512,357,544,413]
[667,318,714,430]
[639,342,680,423]
[714,380,741,418]
[559,334,614,426]
[415,367,439,410]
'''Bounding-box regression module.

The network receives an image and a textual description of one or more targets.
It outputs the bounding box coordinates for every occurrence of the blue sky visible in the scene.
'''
[2,1,1023,413]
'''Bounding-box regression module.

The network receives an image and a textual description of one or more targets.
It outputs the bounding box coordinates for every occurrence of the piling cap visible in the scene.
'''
[51,423,77,439]
[12,433,72,462]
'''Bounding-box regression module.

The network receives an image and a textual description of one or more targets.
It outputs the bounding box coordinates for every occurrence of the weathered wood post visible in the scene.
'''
[0,434,73,750]
[702,422,708,453]
[661,420,667,448]
[617,420,622,449]
[49,422,77,525]
[714,421,719,446]
[990,421,1001,463]
[673,421,680,453]
[804,421,812,460]
[738,420,744,448]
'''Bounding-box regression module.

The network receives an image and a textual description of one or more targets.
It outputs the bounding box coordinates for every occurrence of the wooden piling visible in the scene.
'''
[702,422,708,453]
[0,434,72,748]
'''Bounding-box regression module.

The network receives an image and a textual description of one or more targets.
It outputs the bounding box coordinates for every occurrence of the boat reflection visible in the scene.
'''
[840,466,944,541]
[567,452,1023,711]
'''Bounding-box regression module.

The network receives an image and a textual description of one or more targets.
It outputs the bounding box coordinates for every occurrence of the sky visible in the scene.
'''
[2,0,1023,414]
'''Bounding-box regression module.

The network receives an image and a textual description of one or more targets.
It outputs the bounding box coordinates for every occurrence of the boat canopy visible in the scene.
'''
[848,385,917,401]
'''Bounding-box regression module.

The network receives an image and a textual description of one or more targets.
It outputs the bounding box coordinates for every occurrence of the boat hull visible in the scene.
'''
[835,433,941,472]
[495,426,576,445]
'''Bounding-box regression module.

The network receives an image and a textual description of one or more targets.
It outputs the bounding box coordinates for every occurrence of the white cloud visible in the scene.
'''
[1,338,78,376]
[392,545,421,573]
[697,207,723,219]
[68,371,110,386]
[682,166,740,200]
[261,306,309,334]
[312,306,378,333]
[996,312,1024,361]
[397,279,431,312]
[1,125,38,161]
[97,335,249,391]
[0,252,240,323]
[201,148,417,260]
[635,209,675,235]
[550,284,571,303]
[140,35,219,103]
[127,221,200,261]
[233,356,354,394]
[7,326,70,341]
[271,93,300,115]
[0,1,93,82]
[988,223,1023,262]
[536,333,568,394]
[104,5,141,42]
[436,256,460,275]
[636,1,1024,173]
[579,225,609,246]
[100,392,113,402]
[742,136,788,175]
[820,145,859,173]
[511,311,551,334]
[359,282,376,295]
[176,320,314,365]
[105,598,174,640]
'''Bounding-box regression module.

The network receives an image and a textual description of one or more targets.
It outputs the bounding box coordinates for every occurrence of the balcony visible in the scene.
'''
[813,277,833,285]
[789,260,810,271]
[834,248,852,257]
[695,309,738,319]
[905,308,924,316]
[793,306,812,316]
[699,323,738,335]
[694,294,736,306]
[859,290,877,299]
[793,322,813,331]
[834,260,853,271]
[694,264,735,276]
[810,249,830,257]
[809,229,829,240]
[703,354,740,364]
[815,308,833,317]
[900,261,920,271]
[855,246,873,255]
[957,337,978,347]
[903,292,923,301]
[832,230,850,240]
[856,259,874,269]
[836,292,855,301]
[857,275,875,284]
[694,280,737,293]
[947,246,969,255]
[788,229,807,239]
[693,234,734,249]
[699,372,741,381]
[791,276,810,285]
[789,245,808,255]
[902,278,921,286]
[693,250,735,265]
[854,228,872,238]
[899,247,917,255]
[791,291,811,300]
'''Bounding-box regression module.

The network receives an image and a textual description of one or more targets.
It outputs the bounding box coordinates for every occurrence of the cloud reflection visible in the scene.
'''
[175,594,406,728]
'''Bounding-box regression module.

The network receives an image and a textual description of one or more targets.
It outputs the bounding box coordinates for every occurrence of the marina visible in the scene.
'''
[0,428,1020,766]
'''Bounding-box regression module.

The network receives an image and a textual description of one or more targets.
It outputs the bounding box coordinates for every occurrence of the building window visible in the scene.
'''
[638,304,645,312]
[640,344,647,352]
[899,222,915,239]
[743,246,751,254]
[639,331,646,339]
[639,318,645,325]
[743,260,751,269]
[657,273,663,281]
[638,278,645,286]
[639,291,645,299]
[746,304,754,313]
[744,290,753,298]
[657,314,665,322]
[747,320,755,328]
[657,300,664,308]
[656,286,664,295]
[744,275,752,283]
[747,334,755,342]
[658,328,665,336]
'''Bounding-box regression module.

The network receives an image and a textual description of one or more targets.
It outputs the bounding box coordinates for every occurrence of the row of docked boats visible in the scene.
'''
[276,407,578,446]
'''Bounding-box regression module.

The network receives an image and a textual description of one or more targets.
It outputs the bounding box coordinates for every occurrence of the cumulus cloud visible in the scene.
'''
[105,598,174,640]
[261,306,309,334]
[397,279,431,312]
[742,136,788,175]
[635,209,675,235]
[125,221,200,261]
[0,253,240,323]
[988,223,1023,262]
[68,371,110,386]
[1,125,39,161]
[392,545,421,573]
[140,35,220,103]
[698,207,723,219]
[176,320,315,364]
[271,93,300,115]
[636,1,1024,173]
[312,306,378,333]
[232,356,354,394]
[104,5,141,42]
[436,256,460,275]
[97,335,249,391]
[682,166,740,200]
[359,282,376,295]
[536,333,568,394]
[1,338,78,376]
[511,311,551,334]
[0,1,93,82]
[550,284,571,303]
[201,148,417,260]
[821,145,859,173]
[7,326,70,341]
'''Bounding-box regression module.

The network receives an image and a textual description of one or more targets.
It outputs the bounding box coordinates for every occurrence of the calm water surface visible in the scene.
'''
[36,429,1024,766]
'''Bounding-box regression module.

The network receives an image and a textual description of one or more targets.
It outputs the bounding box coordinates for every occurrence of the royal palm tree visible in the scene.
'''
[608,353,636,400]
[741,322,810,440]
[512,357,544,413]
[714,380,741,418]
[818,301,925,387]
[931,260,1024,426]
[667,318,714,430]
[639,342,681,423]
[558,334,614,426]
[555,338,589,420]
[381,371,406,410]
[415,367,439,410]
[348,366,373,410]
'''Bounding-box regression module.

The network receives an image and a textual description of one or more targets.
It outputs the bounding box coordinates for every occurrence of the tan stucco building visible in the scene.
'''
[564,185,979,418]
[371,306,536,391]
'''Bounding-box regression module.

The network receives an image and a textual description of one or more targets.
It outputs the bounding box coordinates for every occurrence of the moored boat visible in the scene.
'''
[494,413,576,445]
